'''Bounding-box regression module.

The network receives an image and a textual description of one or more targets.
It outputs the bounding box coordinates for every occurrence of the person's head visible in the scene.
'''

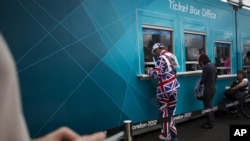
[237,70,247,80]
[152,43,165,57]
[198,54,211,66]
[198,48,204,55]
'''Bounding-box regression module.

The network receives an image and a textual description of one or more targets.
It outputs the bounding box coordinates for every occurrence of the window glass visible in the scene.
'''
[242,44,250,73]
[215,42,231,75]
[185,33,205,71]
[143,27,173,68]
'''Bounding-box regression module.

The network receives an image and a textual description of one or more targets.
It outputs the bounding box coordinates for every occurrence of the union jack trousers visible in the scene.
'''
[159,91,177,140]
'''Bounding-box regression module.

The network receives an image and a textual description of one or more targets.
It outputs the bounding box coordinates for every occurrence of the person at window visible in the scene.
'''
[145,43,180,141]
[198,48,204,55]
[243,51,250,66]
[198,54,217,129]
[215,51,224,67]
[0,34,106,141]
[246,51,250,65]
[243,51,250,74]
[223,56,231,74]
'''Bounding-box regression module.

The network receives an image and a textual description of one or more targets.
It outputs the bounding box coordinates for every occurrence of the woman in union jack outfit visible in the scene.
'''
[145,43,180,141]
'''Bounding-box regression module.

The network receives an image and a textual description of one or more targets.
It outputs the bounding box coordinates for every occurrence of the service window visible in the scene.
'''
[185,33,205,71]
[143,26,173,68]
[214,42,231,75]
[242,43,250,73]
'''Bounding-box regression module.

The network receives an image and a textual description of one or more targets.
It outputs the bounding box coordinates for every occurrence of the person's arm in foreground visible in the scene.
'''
[33,127,106,141]
[0,33,106,141]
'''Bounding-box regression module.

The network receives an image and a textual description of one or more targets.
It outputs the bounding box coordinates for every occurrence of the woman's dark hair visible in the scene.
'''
[237,70,247,78]
[198,54,211,65]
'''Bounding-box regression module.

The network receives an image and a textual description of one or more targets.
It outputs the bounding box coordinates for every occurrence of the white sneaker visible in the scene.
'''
[159,134,170,141]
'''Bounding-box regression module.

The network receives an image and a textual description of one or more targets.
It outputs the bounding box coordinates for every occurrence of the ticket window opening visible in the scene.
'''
[242,44,250,74]
[185,33,205,71]
[142,27,173,71]
[214,42,231,75]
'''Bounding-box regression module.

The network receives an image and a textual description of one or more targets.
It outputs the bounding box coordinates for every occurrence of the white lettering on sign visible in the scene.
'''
[190,6,200,15]
[132,120,158,130]
[168,0,217,19]
[132,122,147,130]
[169,0,189,13]
[202,9,216,19]
[147,120,158,127]
[234,129,247,136]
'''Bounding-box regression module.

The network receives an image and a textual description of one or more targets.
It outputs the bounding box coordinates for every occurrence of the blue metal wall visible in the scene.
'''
[1,0,250,138]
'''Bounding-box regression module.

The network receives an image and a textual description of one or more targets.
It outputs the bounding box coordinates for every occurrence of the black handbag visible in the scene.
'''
[195,82,204,100]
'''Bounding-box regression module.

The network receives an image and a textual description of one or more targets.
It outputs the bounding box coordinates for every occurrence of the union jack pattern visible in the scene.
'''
[147,50,180,98]
[146,50,180,140]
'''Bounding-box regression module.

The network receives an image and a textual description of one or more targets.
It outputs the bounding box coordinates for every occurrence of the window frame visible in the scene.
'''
[214,41,232,75]
[242,43,250,73]
[184,31,206,72]
[142,25,174,68]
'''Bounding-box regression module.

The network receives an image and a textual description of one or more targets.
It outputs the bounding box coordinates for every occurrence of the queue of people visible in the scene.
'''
[145,42,250,140]
[144,43,217,140]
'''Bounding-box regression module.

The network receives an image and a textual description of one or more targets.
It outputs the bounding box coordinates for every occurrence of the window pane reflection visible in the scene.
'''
[215,42,231,75]
[143,27,173,68]
[243,44,250,74]
[185,33,205,71]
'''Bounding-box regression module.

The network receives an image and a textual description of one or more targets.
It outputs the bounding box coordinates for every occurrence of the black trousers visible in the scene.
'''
[203,86,216,126]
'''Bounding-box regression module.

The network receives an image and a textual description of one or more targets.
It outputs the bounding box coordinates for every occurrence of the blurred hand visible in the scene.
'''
[145,67,153,73]
[33,127,106,141]
[145,67,149,73]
